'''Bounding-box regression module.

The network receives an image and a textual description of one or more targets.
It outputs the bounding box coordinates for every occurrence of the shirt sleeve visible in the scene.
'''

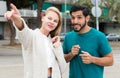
[13,18,33,49]
[53,43,67,75]
[62,35,68,54]
[98,33,112,56]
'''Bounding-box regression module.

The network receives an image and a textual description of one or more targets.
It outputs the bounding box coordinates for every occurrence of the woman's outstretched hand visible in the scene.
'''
[4,3,23,29]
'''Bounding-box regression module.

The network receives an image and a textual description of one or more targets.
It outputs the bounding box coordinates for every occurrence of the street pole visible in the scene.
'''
[95,0,99,30]
[64,0,67,33]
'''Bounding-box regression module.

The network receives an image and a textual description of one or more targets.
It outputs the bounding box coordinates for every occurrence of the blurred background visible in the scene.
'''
[0,0,120,78]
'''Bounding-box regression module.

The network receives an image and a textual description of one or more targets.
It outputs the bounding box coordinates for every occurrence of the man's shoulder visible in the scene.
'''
[66,30,75,36]
[91,28,105,36]
[91,28,107,41]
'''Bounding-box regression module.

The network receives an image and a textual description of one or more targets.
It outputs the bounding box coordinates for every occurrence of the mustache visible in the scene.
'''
[72,23,81,27]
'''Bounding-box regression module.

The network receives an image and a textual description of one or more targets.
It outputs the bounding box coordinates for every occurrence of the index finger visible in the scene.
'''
[10,3,19,13]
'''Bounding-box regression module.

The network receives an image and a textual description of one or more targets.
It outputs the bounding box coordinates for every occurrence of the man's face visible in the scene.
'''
[71,11,86,32]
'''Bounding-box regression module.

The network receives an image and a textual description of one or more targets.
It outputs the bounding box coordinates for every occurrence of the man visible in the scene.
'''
[62,5,113,78]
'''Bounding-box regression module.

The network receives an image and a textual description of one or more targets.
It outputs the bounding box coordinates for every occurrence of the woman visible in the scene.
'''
[4,3,66,78]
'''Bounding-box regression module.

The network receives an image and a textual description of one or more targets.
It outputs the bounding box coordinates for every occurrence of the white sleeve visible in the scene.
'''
[13,18,33,49]
[53,43,67,75]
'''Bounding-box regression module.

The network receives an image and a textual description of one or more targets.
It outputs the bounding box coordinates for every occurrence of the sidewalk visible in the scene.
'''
[0,40,69,78]
[0,40,21,49]
[0,40,23,78]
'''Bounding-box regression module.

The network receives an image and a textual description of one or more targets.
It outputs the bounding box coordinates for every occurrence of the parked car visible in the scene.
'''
[106,33,120,41]
[0,35,3,40]
[60,33,66,41]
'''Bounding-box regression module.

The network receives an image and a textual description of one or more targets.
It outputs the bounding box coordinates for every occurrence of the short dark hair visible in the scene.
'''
[70,5,90,17]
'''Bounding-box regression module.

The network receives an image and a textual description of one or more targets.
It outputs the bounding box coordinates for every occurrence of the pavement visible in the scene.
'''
[0,40,23,78]
[0,40,120,78]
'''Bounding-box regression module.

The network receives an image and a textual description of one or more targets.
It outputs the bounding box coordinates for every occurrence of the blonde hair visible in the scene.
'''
[45,7,62,38]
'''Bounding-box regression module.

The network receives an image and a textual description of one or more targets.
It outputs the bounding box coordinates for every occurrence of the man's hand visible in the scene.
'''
[71,45,80,56]
[79,51,93,64]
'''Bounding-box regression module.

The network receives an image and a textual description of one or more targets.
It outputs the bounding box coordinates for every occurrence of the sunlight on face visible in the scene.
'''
[42,11,59,32]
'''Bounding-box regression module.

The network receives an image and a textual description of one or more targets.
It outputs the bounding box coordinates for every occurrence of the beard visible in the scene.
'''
[72,21,86,32]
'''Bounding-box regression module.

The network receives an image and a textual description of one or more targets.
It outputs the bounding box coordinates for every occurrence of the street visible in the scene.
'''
[0,48,23,78]
[0,40,120,78]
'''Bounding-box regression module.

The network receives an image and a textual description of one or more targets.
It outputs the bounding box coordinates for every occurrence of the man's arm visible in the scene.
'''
[64,45,80,63]
[64,52,74,63]
[91,52,113,66]
[80,51,113,66]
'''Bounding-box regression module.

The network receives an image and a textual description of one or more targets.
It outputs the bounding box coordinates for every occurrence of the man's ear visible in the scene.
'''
[86,15,90,22]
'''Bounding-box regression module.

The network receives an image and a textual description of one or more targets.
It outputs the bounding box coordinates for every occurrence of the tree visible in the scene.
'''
[70,0,120,23]
[5,0,16,46]
[69,0,92,9]
[103,0,120,23]
[35,0,45,27]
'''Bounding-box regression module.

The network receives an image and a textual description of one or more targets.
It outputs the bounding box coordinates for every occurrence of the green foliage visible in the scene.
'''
[101,0,120,23]
[9,0,35,8]
[71,0,120,23]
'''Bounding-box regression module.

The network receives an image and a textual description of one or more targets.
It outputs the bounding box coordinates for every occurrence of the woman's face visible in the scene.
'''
[42,11,59,32]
